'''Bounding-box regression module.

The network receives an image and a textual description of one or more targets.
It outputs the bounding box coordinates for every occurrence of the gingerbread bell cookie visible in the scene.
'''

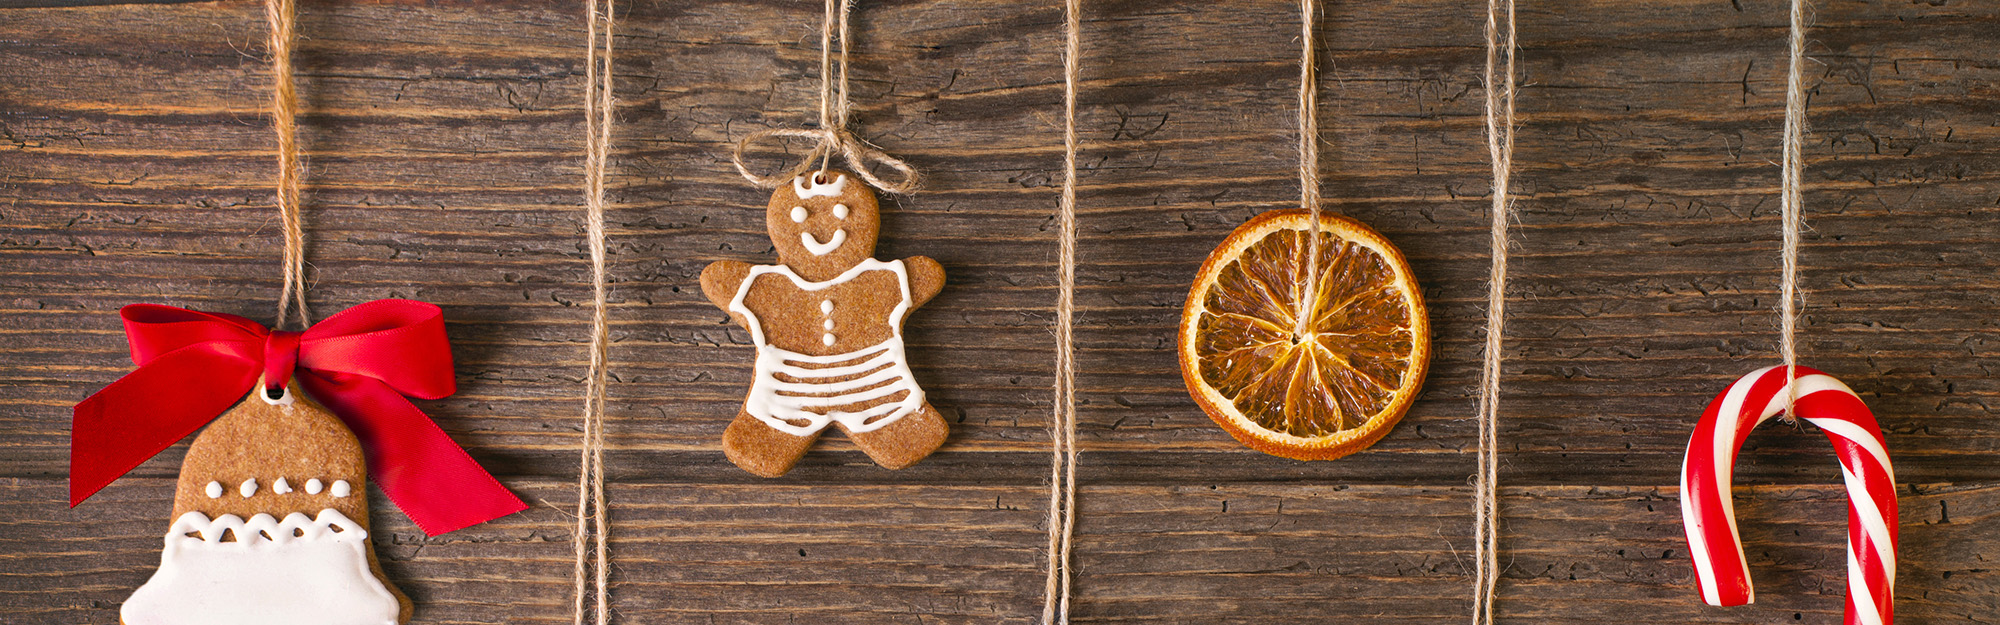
[701,170,949,476]
[71,300,527,625]
[123,384,408,625]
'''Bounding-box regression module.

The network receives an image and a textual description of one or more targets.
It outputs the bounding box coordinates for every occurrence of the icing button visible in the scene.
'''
[273,477,293,495]
[821,300,834,314]
[823,319,835,331]
[204,481,223,499]
[239,478,258,498]
[790,206,807,223]
[832,203,849,219]
[822,333,836,346]
[305,478,324,495]
[330,480,352,498]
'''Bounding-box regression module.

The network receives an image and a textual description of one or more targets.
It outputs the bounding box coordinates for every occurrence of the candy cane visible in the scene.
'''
[1679,365,1897,625]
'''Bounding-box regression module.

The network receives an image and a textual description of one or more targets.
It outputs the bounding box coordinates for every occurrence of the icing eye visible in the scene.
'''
[790,206,808,223]
[832,204,849,219]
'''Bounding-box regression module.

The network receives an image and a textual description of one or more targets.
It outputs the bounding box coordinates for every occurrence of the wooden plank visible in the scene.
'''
[8,478,1999,623]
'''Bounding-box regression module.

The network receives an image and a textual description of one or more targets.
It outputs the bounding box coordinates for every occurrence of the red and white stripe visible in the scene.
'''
[1680,365,1897,625]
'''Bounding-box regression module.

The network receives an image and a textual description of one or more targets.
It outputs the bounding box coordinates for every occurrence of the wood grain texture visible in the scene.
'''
[3,0,1998,622]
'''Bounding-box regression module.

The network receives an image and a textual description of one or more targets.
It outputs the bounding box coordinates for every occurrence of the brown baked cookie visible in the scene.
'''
[121,378,411,625]
[701,169,948,477]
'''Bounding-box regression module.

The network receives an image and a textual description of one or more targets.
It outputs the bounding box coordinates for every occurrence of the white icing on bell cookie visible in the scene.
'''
[800,230,847,256]
[121,509,400,625]
[330,480,352,498]
[792,171,848,199]
[305,479,324,495]
[239,478,258,498]
[273,477,293,495]
[204,481,223,499]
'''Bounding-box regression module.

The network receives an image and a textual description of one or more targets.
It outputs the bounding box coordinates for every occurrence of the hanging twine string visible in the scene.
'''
[264,0,310,330]
[573,1,615,624]
[1041,3,1084,623]
[1779,0,1808,417]
[1291,0,1322,343]
[1473,0,1517,622]
[731,0,920,193]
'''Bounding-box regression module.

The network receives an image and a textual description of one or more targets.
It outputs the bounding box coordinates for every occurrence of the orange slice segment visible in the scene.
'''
[1178,209,1430,460]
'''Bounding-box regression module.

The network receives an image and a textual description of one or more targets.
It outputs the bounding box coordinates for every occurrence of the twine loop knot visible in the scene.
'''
[730,126,921,194]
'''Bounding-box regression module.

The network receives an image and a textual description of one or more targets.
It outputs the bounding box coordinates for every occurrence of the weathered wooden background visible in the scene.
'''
[4,0,1998,622]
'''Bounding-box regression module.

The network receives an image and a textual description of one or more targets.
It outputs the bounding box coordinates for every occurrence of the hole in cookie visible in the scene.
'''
[265,386,286,401]
[813,171,830,185]
[217,528,238,543]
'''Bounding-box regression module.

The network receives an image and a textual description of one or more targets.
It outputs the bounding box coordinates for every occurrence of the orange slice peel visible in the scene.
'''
[1178,209,1430,460]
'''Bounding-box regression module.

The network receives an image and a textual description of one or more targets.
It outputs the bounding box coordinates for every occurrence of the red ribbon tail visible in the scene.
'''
[299,371,527,536]
[71,350,258,507]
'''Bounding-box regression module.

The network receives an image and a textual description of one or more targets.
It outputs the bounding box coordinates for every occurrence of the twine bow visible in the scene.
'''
[732,126,920,193]
[729,0,920,194]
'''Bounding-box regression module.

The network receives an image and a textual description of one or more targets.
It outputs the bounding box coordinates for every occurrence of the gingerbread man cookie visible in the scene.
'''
[121,381,409,625]
[701,170,949,476]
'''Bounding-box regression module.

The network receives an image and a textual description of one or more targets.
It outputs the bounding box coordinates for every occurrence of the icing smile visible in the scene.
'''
[800,230,847,255]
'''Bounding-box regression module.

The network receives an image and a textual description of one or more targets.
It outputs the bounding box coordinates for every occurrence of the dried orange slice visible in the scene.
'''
[1178,209,1430,460]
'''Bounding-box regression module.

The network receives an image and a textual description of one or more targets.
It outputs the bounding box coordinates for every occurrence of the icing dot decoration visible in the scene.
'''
[204,481,223,499]
[790,206,808,223]
[305,478,324,495]
[273,477,293,495]
[239,478,258,498]
[832,203,849,219]
[330,480,352,498]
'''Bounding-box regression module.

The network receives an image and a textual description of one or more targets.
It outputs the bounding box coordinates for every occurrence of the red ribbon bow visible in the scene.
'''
[71,299,527,536]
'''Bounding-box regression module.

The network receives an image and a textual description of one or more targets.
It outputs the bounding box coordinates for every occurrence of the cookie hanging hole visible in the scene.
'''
[258,384,295,407]
[814,171,830,185]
